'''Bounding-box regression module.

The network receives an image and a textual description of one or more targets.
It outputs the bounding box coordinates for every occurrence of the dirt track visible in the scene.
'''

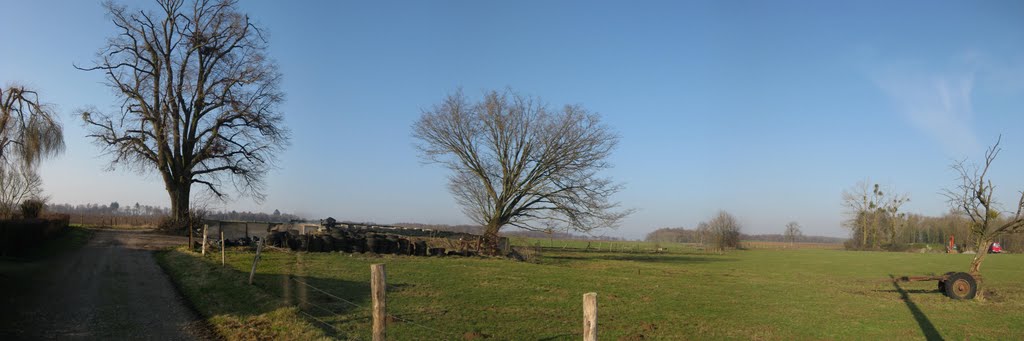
[0,229,214,340]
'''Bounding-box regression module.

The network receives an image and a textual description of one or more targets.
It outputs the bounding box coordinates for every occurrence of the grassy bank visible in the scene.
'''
[162,243,1024,340]
[156,247,329,340]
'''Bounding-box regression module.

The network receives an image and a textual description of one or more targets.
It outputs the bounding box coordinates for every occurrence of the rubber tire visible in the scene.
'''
[944,272,978,300]
[938,271,956,292]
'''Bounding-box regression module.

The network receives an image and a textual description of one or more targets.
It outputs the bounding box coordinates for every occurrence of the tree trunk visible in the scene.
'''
[969,238,991,299]
[482,223,502,256]
[167,181,191,224]
[860,223,867,249]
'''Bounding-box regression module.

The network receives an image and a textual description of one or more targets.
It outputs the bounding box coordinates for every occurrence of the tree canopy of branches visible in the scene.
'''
[78,0,288,226]
[697,211,742,252]
[944,136,1024,296]
[413,89,631,252]
[0,85,65,168]
[841,181,909,250]
[784,221,803,244]
[0,85,65,217]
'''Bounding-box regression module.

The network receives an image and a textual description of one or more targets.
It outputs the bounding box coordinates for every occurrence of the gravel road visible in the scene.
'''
[0,229,215,340]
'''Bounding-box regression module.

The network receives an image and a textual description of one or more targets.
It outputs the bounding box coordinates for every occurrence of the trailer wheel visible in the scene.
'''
[937,271,956,292]
[944,272,977,300]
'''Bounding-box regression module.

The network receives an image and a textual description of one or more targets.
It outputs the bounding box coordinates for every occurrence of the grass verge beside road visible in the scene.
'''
[156,247,329,340]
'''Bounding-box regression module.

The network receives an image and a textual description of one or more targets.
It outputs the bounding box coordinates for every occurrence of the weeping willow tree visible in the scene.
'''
[0,85,65,217]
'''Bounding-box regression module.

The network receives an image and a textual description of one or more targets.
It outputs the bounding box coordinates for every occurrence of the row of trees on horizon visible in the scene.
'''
[46,202,302,224]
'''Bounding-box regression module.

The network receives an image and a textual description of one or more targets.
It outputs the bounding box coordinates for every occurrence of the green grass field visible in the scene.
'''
[159,243,1024,340]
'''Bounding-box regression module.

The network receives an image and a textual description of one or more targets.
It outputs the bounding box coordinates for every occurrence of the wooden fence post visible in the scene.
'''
[248,239,263,285]
[221,231,226,266]
[202,224,208,256]
[371,264,387,341]
[188,224,193,251]
[583,292,597,341]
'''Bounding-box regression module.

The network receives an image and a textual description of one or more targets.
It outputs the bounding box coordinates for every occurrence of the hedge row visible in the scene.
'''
[0,215,71,256]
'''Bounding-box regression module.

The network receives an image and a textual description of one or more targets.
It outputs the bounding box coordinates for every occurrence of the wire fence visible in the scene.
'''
[288,276,460,339]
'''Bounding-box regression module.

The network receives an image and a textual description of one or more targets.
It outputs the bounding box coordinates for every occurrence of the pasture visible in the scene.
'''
[158,242,1024,340]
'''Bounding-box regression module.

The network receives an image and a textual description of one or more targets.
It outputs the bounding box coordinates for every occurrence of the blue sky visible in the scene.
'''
[1,0,1022,239]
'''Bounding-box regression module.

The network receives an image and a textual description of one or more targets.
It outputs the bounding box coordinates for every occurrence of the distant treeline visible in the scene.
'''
[645,227,845,244]
[47,202,303,225]
[847,211,1024,253]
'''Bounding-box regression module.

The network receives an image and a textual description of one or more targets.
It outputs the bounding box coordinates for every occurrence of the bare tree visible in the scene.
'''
[841,181,909,249]
[944,135,1024,298]
[78,0,288,226]
[699,211,741,252]
[0,166,43,218]
[0,85,65,168]
[0,85,65,218]
[784,221,802,244]
[413,89,631,253]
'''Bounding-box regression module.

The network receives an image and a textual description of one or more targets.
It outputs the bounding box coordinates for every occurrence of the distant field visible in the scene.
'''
[161,241,1024,340]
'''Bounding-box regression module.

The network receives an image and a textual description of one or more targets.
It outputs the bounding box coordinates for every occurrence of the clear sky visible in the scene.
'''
[2,0,1022,239]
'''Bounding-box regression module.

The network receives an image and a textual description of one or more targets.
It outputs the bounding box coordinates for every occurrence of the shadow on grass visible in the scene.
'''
[158,249,372,339]
[889,275,944,341]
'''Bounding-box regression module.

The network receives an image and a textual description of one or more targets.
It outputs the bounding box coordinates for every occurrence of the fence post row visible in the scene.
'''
[583,292,597,341]
[371,263,387,341]
[221,231,226,266]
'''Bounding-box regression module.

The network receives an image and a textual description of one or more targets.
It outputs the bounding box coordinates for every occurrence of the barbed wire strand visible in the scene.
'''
[296,309,344,335]
[292,277,365,309]
[291,277,460,338]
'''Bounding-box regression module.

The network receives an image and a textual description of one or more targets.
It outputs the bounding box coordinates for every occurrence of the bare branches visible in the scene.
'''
[942,135,1024,276]
[784,221,802,244]
[79,0,287,219]
[414,89,631,237]
[841,180,909,249]
[0,85,66,168]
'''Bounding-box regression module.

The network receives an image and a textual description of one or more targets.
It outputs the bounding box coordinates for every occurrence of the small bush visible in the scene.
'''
[19,199,46,218]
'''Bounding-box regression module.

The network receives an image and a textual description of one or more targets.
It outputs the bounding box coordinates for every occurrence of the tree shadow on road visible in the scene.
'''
[889,274,944,341]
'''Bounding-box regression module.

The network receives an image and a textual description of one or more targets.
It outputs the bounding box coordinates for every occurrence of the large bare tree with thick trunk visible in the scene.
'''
[78,0,288,225]
[944,135,1024,299]
[413,89,631,253]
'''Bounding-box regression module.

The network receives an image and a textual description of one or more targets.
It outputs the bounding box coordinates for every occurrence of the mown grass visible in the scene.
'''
[162,242,1024,340]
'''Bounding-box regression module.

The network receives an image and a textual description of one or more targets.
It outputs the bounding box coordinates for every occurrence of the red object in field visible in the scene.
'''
[948,235,955,253]
[990,242,1003,253]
